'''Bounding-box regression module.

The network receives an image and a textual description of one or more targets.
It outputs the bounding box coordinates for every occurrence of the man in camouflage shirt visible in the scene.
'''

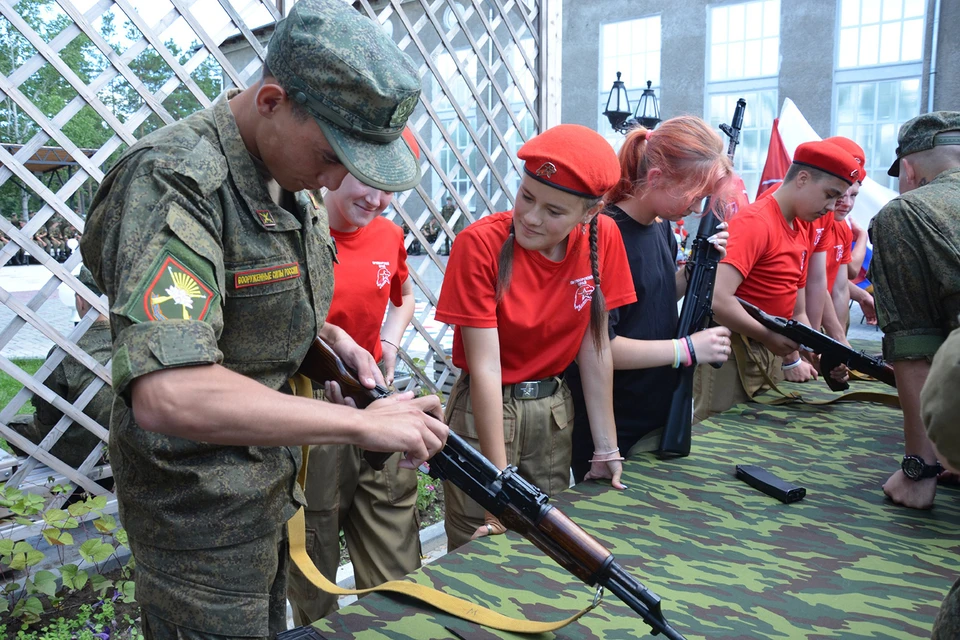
[868,111,960,511]
[80,1,448,637]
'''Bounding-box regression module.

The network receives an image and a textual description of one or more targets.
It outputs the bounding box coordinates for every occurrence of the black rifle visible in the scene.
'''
[296,338,688,640]
[659,98,746,458]
[737,297,896,391]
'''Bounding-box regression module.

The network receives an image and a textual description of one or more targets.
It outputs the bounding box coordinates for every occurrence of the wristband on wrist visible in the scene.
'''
[380,338,399,350]
[684,335,698,366]
[781,358,802,371]
[680,338,692,367]
[671,339,682,368]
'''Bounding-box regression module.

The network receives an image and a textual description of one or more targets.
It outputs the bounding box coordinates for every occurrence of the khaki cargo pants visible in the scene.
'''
[286,445,421,625]
[442,375,574,552]
[693,332,783,422]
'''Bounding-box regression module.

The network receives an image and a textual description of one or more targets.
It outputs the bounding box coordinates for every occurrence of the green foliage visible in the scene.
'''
[416,474,442,525]
[0,483,139,634]
[0,359,45,424]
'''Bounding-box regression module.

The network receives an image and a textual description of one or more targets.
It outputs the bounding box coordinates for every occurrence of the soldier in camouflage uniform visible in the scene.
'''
[868,111,960,511]
[922,325,960,639]
[48,217,65,261]
[80,1,447,637]
[8,267,114,467]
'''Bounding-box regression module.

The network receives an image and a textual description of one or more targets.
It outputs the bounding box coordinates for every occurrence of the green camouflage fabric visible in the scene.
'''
[10,321,113,468]
[887,111,960,177]
[309,373,959,639]
[266,0,421,192]
[921,325,960,470]
[868,167,960,361]
[81,90,335,554]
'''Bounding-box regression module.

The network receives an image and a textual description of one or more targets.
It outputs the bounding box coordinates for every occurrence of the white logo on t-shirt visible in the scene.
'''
[570,275,595,311]
[373,261,391,289]
[834,244,844,263]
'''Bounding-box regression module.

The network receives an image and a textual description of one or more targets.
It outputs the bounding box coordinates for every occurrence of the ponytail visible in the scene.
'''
[495,223,516,303]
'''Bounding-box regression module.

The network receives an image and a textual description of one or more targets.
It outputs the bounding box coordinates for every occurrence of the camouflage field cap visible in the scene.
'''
[887,111,960,177]
[266,0,422,191]
[78,265,101,297]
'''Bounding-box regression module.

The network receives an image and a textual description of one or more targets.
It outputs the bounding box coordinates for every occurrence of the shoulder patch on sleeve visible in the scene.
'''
[121,237,221,325]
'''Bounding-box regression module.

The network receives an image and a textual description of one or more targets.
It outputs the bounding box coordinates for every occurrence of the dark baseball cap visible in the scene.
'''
[265,0,422,191]
[887,111,960,177]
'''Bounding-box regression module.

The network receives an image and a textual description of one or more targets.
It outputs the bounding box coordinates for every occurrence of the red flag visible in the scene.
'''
[756,118,791,200]
[730,174,750,214]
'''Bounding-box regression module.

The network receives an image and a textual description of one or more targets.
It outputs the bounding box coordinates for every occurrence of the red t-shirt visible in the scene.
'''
[435,211,637,384]
[326,217,408,361]
[722,196,808,318]
[825,219,853,289]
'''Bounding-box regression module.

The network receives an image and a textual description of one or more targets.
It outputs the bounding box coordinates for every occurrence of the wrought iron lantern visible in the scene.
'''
[603,73,661,134]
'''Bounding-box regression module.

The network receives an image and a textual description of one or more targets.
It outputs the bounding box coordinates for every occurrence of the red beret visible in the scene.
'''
[792,141,860,186]
[517,124,620,198]
[824,136,866,182]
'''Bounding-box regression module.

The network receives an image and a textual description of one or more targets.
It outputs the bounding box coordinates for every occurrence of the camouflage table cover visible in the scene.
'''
[310,376,959,639]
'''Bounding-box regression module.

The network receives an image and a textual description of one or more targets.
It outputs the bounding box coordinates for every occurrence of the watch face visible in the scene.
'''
[902,456,926,480]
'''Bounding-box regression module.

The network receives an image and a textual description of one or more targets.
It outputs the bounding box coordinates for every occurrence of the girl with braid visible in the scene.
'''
[567,116,736,481]
[435,124,637,550]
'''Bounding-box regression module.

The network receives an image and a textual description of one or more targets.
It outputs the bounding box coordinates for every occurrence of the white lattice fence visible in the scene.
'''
[0,0,548,539]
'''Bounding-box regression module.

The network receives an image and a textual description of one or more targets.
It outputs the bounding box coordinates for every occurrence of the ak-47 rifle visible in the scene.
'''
[737,297,896,391]
[659,98,746,458]
[295,337,688,640]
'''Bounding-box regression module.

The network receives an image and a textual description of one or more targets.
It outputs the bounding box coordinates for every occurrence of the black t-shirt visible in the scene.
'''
[566,206,680,480]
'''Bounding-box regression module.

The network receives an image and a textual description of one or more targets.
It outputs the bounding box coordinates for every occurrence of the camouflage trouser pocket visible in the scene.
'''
[445,375,518,445]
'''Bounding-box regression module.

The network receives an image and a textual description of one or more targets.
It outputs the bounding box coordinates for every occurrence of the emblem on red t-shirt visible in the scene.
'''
[570,275,595,311]
[834,244,844,262]
[373,261,391,289]
[813,228,825,246]
[799,250,808,273]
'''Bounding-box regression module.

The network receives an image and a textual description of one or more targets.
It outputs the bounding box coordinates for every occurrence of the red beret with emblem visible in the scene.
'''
[824,136,866,183]
[792,140,860,186]
[517,124,620,198]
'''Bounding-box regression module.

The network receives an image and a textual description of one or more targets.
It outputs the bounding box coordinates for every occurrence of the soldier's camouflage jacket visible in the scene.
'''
[868,167,960,361]
[81,90,335,550]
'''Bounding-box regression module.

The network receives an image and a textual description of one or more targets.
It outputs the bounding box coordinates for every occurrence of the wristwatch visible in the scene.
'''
[901,455,944,480]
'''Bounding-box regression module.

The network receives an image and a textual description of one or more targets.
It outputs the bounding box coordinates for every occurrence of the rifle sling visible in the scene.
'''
[284,374,597,634]
[731,336,900,408]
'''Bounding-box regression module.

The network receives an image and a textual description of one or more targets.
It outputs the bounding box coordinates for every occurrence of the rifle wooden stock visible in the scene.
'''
[737,297,896,390]
[299,338,687,639]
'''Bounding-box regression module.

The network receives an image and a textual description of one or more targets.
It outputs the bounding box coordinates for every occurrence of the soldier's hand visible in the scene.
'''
[332,334,385,389]
[882,469,936,510]
[471,512,507,540]
[361,392,447,468]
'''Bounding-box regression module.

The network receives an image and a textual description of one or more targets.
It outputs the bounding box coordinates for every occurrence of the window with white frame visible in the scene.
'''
[597,15,661,148]
[432,50,478,210]
[834,0,925,189]
[706,0,780,199]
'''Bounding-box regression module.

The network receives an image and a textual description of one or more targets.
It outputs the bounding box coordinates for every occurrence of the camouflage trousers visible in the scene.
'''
[933,577,960,640]
[130,525,288,639]
[443,375,574,551]
[286,444,420,625]
[693,331,783,422]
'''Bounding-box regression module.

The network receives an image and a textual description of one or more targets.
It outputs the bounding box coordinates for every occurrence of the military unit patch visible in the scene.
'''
[234,262,301,289]
[129,255,216,323]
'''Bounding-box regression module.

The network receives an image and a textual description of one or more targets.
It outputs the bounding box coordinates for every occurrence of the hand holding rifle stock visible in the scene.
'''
[298,337,688,640]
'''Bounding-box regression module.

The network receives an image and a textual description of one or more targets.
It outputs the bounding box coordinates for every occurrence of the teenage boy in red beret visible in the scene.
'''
[694,140,860,420]
[436,124,636,550]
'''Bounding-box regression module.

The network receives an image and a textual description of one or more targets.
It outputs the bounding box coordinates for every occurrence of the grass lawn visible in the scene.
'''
[0,357,44,415]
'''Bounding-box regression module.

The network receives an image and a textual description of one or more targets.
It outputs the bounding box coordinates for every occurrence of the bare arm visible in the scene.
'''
[712,264,798,356]
[131,364,446,464]
[803,252,828,331]
[847,220,868,277]
[883,359,939,509]
[460,326,509,471]
[829,265,851,339]
[379,277,416,385]
[575,327,624,489]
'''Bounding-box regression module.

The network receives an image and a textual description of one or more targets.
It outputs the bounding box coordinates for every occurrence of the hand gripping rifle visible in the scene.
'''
[297,338,688,639]
[659,98,746,458]
[736,297,896,391]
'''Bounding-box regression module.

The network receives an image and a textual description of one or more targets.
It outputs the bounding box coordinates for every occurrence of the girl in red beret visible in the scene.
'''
[435,124,636,550]
[566,116,737,480]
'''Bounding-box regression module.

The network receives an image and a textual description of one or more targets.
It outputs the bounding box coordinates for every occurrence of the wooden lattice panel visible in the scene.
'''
[0,0,544,538]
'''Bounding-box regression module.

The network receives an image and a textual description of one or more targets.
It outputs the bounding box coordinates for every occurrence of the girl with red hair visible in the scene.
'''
[566,116,737,481]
